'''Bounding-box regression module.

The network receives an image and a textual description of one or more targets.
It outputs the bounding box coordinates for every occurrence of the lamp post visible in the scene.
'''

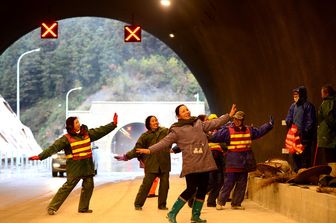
[66,87,82,119]
[16,48,40,120]
[194,93,199,102]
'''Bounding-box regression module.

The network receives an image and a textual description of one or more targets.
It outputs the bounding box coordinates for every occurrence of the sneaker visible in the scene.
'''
[231,206,245,210]
[216,204,224,210]
[78,209,93,213]
[135,206,142,211]
[47,209,56,215]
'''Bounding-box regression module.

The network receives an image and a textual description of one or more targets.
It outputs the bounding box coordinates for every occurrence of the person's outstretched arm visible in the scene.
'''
[203,104,236,132]
[137,131,177,154]
[250,116,274,140]
[89,113,118,141]
[114,131,148,161]
[29,136,69,161]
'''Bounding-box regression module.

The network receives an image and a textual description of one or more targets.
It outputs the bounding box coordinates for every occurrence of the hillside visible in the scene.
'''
[0,17,207,147]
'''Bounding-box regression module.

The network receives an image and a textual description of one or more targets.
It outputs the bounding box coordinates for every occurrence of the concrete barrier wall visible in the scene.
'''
[248,176,336,223]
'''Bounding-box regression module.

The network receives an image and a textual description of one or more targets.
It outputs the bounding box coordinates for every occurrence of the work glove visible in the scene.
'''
[269,116,274,126]
[114,154,128,161]
[113,112,118,125]
[28,155,40,160]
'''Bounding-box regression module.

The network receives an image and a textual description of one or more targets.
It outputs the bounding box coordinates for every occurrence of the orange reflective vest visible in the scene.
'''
[285,124,304,154]
[226,127,256,172]
[227,127,252,151]
[64,133,92,160]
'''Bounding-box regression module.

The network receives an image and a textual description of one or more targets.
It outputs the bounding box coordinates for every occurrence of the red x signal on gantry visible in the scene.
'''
[41,22,58,39]
[124,25,141,42]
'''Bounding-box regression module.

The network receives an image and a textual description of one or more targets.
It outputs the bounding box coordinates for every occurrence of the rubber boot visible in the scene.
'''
[191,200,207,223]
[167,197,186,223]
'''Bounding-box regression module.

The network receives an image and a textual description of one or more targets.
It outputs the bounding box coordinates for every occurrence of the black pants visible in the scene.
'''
[207,151,224,205]
[180,172,209,201]
[292,139,315,172]
[207,169,224,205]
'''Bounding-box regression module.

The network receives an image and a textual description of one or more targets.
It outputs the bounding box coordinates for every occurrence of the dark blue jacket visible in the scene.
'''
[211,122,273,172]
[285,86,317,141]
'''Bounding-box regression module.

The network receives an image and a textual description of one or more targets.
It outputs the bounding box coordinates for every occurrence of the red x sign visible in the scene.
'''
[124,25,141,42]
[41,22,58,39]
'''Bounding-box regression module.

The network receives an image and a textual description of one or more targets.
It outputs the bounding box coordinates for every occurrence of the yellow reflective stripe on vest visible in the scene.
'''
[227,145,252,150]
[286,135,295,139]
[70,138,91,147]
[208,142,221,148]
[66,151,92,159]
[230,133,251,138]
[72,145,92,154]
[230,140,252,145]
[285,139,294,145]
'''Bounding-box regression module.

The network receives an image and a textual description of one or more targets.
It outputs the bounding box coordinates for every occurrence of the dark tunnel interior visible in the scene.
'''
[1,0,336,162]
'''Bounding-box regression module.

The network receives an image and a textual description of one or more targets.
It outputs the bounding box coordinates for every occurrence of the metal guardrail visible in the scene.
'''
[0,150,51,171]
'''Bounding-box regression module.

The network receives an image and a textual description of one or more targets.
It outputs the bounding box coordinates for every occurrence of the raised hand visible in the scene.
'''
[113,112,118,125]
[229,104,237,117]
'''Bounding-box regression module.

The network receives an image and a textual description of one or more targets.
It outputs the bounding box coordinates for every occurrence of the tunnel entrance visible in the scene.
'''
[111,122,146,172]
[0,17,207,174]
[111,122,146,154]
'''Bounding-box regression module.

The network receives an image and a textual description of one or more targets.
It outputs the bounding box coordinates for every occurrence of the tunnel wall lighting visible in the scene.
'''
[161,0,171,7]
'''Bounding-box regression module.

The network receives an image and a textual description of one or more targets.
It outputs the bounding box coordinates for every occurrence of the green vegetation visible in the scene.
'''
[0,17,207,147]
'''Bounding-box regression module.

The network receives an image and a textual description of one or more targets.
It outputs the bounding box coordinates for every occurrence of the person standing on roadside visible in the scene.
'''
[29,113,118,215]
[136,104,236,223]
[211,111,274,210]
[285,86,317,172]
[114,115,172,211]
[316,85,336,165]
[205,114,227,208]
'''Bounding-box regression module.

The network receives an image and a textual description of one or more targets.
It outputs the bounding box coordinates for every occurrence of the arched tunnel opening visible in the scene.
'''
[110,122,147,172]
[0,16,206,174]
[111,122,146,155]
[108,122,182,174]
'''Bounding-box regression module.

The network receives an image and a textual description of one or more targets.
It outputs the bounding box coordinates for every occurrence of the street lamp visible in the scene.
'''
[194,93,200,102]
[65,87,82,119]
[16,48,40,120]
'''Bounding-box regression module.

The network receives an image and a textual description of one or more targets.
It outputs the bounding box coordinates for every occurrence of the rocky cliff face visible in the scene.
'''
[0,95,41,157]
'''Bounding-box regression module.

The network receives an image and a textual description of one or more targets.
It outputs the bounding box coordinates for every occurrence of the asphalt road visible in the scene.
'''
[0,168,299,223]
